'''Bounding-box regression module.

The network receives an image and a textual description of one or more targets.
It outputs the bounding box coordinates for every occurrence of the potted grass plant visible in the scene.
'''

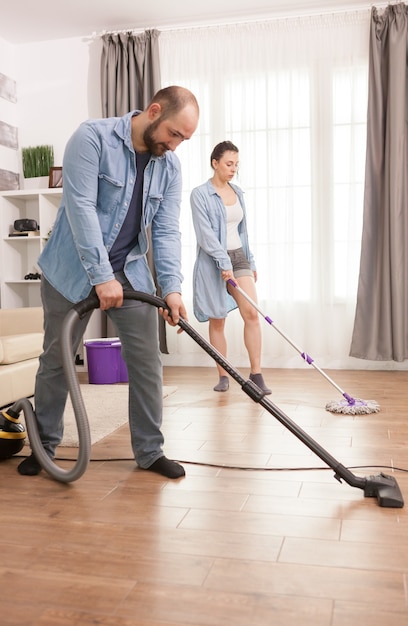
[22,145,54,189]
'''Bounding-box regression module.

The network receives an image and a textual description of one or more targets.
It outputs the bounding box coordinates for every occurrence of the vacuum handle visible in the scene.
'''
[73,289,170,318]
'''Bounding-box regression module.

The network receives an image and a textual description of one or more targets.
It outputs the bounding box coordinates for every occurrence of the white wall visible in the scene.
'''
[2,35,102,178]
[0,37,18,174]
[0,35,104,337]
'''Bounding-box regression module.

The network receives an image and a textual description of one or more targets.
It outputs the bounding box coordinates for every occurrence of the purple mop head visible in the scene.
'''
[325,393,380,415]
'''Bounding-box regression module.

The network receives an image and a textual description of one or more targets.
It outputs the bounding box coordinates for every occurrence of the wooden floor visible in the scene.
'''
[1,366,408,626]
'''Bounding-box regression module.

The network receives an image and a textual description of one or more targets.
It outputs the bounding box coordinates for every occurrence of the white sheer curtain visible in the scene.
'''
[159,12,374,370]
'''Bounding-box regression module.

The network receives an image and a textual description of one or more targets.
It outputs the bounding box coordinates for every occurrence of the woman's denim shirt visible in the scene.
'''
[39,111,183,303]
[191,179,256,322]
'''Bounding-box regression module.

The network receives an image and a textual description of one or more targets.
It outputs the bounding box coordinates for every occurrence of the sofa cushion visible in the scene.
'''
[0,307,43,336]
[0,333,43,365]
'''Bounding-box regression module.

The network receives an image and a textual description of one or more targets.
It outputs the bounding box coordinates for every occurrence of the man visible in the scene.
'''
[18,85,199,479]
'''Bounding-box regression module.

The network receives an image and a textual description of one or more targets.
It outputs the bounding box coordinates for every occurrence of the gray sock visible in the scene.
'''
[249,373,272,395]
[213,376,229,392]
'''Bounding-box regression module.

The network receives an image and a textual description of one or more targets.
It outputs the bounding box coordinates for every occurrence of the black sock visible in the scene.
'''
[146,456,185,479]
[17,454,42,476]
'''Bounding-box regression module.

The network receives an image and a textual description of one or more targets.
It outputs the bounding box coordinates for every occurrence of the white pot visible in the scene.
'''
[23,176,49,189]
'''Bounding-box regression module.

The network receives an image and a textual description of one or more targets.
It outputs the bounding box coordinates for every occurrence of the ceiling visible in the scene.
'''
[0,0,376,45]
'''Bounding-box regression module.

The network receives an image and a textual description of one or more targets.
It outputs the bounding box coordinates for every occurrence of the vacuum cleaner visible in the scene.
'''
[3,290,404,508]
[0,410,26,459]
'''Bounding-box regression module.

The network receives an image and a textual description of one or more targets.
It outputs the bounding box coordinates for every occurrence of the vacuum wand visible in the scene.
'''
[176,312,403,508]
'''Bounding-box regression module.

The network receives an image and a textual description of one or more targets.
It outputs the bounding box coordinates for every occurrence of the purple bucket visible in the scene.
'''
[84,339,128,384]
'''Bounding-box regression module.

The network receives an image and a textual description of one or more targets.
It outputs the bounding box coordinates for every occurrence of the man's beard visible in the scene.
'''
[143,119,170,156]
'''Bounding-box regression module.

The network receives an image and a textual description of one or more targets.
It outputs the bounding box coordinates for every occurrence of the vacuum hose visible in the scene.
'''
[10,290,170,484]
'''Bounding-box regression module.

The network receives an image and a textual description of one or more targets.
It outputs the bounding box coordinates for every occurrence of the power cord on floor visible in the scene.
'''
[13,454,408,474]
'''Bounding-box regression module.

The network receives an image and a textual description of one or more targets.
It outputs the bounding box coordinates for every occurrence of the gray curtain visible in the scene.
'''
[101,29,161,117]
[100,29,168,353]
[350,3,408,362]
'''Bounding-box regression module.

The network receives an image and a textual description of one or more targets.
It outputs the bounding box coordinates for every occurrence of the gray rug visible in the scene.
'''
[61,384,128,447]
[60,384,177,447]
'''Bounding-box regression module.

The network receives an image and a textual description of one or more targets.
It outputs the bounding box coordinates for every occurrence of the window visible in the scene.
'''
[159,13,370,366]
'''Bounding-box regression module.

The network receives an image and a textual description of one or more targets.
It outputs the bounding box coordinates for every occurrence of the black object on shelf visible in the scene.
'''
[24,272,41,280]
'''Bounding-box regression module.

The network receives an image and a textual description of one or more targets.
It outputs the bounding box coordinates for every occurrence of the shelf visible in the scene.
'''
[0,188,62,199]
[1,188,62,307]
[4,236,42,241]
[5,280,41,284]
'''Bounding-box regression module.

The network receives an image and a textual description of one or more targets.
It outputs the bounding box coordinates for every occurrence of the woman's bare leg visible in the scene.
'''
[229,275,262,373]
[209,317,228,378]
[228,275,271,394]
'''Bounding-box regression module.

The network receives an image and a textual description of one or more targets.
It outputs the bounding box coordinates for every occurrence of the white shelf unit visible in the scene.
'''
[0,187,103,369]
[0,188,62,308]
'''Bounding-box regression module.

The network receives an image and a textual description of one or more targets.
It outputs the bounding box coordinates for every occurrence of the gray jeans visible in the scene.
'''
[34,273,164,468]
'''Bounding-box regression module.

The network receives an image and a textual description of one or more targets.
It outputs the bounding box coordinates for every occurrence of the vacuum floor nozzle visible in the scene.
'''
[364,473,404,508]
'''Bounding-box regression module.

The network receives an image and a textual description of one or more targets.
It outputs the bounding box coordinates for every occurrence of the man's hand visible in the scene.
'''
[159,292,187,332]
[95,279,124,310]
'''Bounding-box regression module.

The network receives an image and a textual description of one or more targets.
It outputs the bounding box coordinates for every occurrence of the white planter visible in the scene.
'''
[23,176,49,189]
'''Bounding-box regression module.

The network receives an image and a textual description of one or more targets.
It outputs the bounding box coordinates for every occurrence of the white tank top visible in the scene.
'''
[225,198,243,250]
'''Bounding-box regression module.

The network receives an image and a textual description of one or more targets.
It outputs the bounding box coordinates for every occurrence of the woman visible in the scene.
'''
[190,140,271,394]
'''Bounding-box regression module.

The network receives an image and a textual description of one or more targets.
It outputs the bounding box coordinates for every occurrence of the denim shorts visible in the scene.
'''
[227,248,253,277]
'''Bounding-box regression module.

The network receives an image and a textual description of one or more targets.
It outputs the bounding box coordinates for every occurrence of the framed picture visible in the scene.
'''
[49,166,63,188]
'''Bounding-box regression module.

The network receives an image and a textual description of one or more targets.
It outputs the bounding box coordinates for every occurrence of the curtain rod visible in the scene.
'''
[90,2,393,40]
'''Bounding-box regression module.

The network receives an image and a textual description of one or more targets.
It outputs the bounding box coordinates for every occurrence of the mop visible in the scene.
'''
[227,278,380,415]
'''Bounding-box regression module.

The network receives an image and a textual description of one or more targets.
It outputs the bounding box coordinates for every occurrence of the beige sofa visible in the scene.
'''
[0,307,44,409]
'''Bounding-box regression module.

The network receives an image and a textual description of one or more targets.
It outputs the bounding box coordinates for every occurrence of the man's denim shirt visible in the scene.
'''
[39,111,183,303]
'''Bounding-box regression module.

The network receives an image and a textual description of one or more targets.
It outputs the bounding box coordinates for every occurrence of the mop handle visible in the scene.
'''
[227,278,347,398]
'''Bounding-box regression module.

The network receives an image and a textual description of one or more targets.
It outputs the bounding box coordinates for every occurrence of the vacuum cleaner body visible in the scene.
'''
[0,408,26,459]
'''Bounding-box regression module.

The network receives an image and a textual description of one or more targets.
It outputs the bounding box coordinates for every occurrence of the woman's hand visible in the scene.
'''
[221,269,234,282]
